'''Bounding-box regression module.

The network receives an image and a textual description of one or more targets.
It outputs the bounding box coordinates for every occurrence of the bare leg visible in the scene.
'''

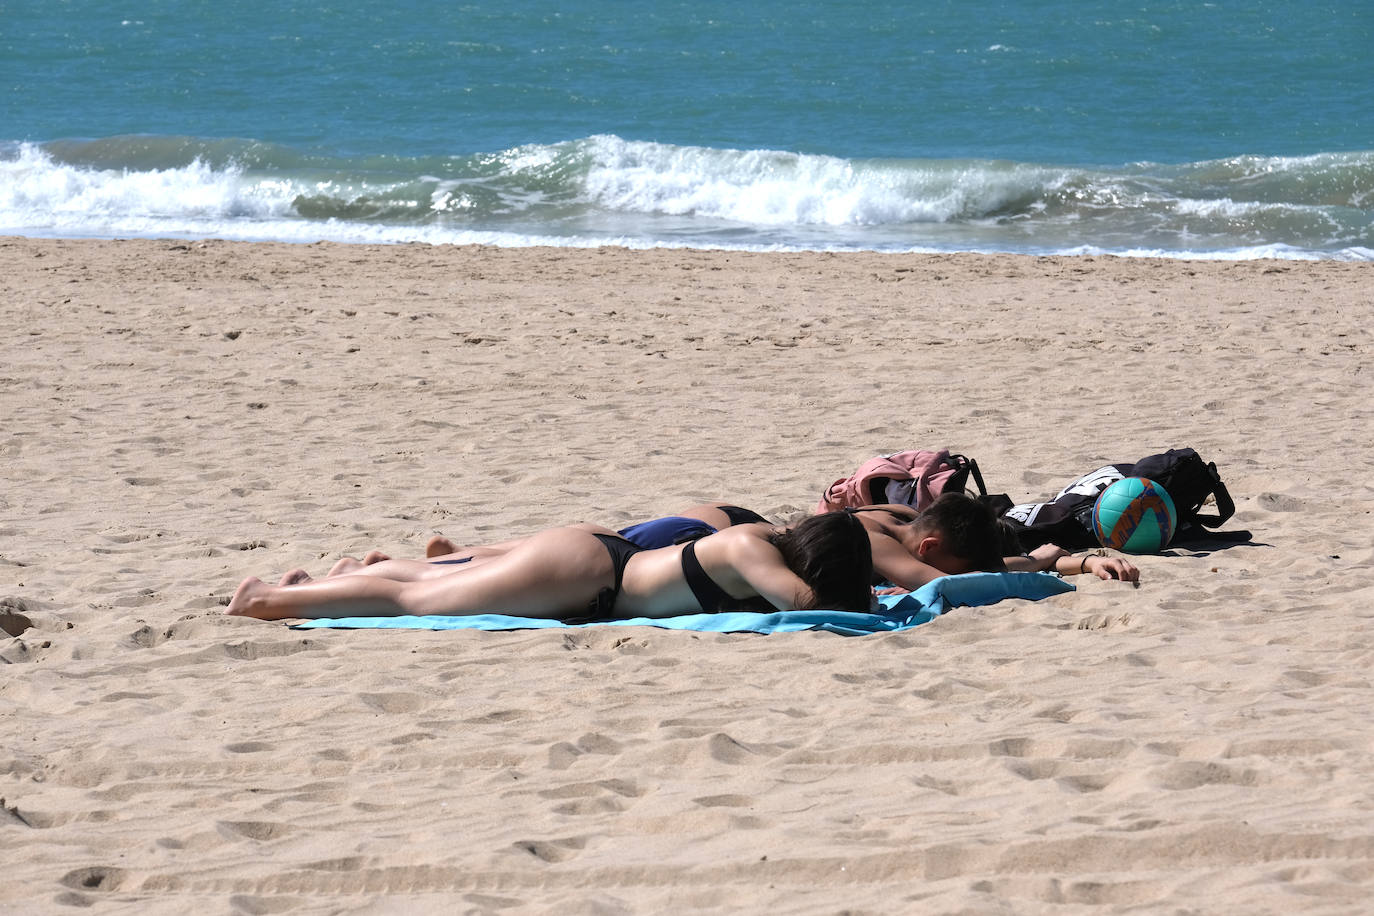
[328,556,473,582]
[424,539,527,562]
[226,528,615,621]
[422,525,604,561]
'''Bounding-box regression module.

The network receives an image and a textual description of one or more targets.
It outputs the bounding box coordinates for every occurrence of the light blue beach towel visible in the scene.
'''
[291,571,1073,637]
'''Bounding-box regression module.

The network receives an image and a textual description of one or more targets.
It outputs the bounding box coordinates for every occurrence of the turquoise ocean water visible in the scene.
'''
[3,1,1371,258]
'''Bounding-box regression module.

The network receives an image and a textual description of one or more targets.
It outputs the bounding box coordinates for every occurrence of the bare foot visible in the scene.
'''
[425,535,460,558]
[278,568,313,586]
[329,556,365,577]
[225,577,274,618]
[361,550,391,565]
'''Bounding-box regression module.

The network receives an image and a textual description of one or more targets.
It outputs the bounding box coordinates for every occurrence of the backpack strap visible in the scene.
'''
[1192,461,1236,528]
[950,454,989,498]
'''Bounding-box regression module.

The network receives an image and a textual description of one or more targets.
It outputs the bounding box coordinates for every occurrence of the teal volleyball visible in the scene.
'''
[1091,477,1178,553]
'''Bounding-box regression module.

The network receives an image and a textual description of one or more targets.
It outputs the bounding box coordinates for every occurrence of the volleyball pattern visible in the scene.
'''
[1091,477,1178,553]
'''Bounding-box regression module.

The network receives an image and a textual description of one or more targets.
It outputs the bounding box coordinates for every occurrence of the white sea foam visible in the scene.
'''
[0,143,294,231]
[576,135,1055,226]
[1,139,1368,260]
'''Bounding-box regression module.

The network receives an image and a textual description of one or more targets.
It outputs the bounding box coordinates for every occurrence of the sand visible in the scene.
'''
[2,237,1372,913]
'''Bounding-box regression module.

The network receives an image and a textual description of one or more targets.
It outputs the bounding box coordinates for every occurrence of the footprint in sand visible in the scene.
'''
[59,866,127,892]
[1257,492,1305,512]
[1072,613,1134,631]
[538,778,644,817]
[549,796,625,816]
[546,733,625,770]
[356,692,427,715]
[124,623,169,649]
[224,741,274,754]
[1,610,33,637]
[1153,760,1259,790]
[707,732,765,764]
[216,820,294,841]
[511,836,587,863]
[691,794,753,808]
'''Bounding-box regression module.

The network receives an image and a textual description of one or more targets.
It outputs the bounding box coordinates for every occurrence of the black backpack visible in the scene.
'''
[1131,449,1236,532]
[1002,448,1241,550]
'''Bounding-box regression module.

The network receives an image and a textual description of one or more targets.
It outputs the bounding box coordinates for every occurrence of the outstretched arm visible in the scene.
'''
[1004,543,1070,572]
[1005,545,1140,584]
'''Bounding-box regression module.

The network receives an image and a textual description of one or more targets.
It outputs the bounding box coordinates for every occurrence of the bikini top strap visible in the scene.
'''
[680,539,735,613]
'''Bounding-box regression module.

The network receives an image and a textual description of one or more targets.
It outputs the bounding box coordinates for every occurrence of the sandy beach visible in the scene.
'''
[3,237,1373,913]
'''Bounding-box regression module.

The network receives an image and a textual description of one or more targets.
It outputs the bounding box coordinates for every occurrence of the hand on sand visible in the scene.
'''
[1087,555,1141,587]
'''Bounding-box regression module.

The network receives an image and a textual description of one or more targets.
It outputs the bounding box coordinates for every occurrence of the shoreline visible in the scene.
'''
[3,237,1373,911]
[4,231,1369,262]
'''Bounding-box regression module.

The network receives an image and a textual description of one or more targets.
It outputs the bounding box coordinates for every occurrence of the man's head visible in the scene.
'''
[910,493,1007,575]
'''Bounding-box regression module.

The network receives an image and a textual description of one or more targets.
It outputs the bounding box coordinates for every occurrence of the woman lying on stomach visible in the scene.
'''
[225,511,874,622]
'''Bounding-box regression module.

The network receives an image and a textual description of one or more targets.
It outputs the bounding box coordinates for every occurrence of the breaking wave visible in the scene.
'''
[2,135,1370,258]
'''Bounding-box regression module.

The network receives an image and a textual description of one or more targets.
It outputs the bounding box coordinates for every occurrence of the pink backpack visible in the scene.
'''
[816,449,989,513]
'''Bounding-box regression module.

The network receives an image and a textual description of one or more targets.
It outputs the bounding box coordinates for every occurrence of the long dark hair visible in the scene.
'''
[770,512,874,611]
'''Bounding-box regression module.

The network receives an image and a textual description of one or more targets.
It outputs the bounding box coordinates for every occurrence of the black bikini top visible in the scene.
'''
[680,540,772,613]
